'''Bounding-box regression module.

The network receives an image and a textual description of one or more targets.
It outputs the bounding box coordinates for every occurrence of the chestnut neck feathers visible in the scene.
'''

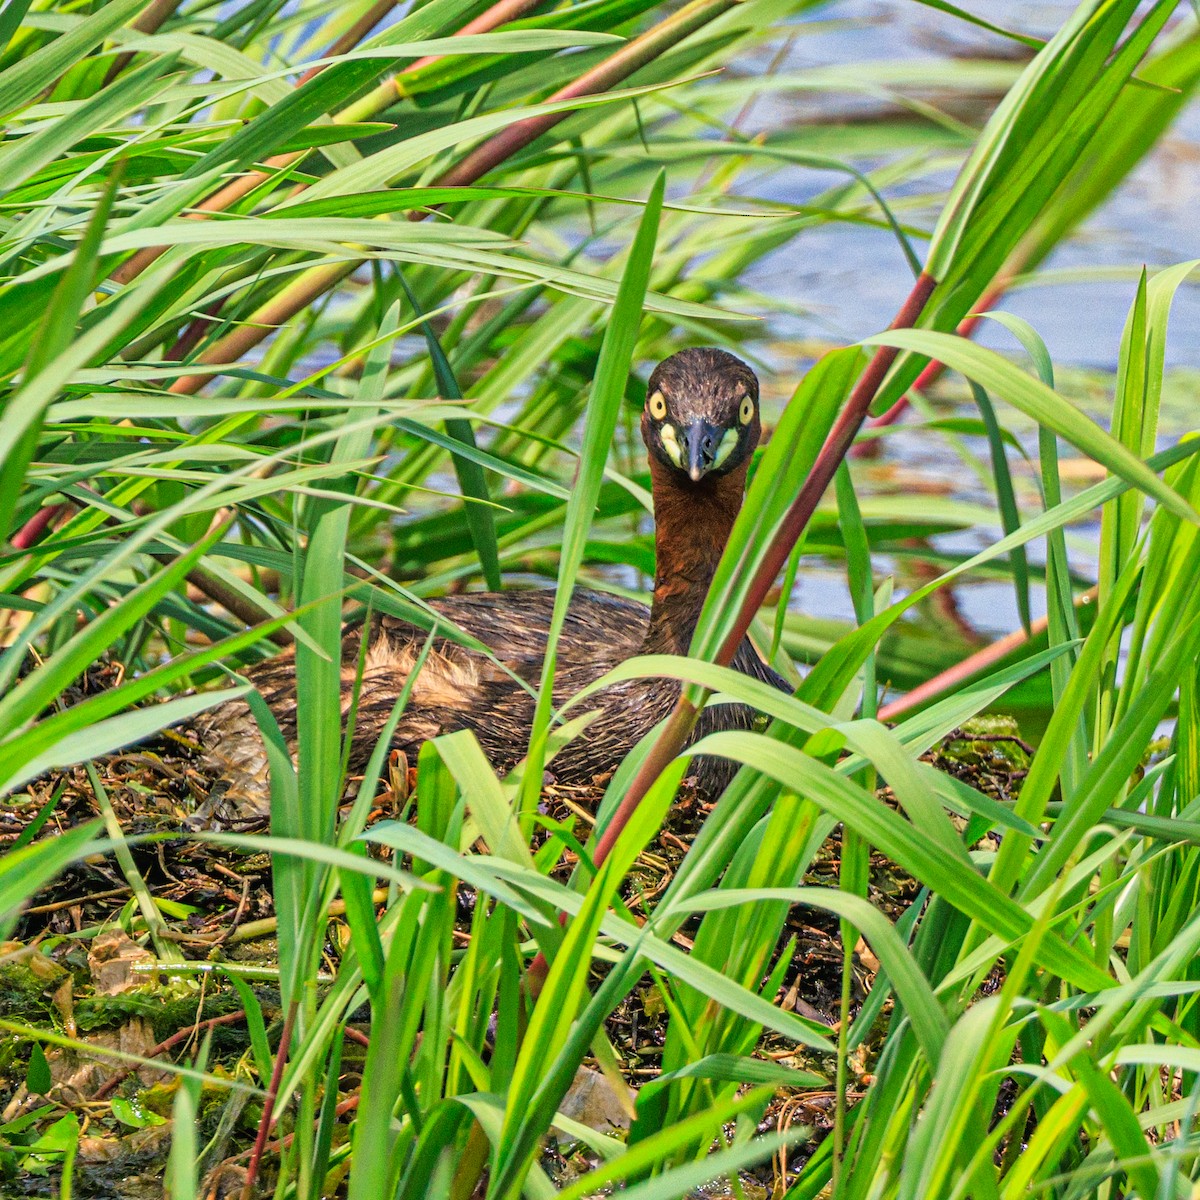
[637,347,760,655]
[643,458,747,653]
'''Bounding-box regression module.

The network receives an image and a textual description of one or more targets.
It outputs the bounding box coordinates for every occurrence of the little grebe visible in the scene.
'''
[192,348,787,826]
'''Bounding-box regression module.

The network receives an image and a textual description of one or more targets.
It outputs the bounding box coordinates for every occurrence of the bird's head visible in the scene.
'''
[641,348,760,484]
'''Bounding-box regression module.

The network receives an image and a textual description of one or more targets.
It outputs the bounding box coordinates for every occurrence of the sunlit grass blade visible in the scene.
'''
[970,382,1031,634]
[0,0,147,118]
[691,729,1110,991]
[519,169,665,814]
[0,688,247,796]
[0,169,120,541]
[0,54,179,197]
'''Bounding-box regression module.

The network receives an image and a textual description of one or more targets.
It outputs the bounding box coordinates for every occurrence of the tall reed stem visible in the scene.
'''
[716,271,938,665]
[241,999,298,1200]
[602,271,938,863]
[527,270,939,995]
[436,0,737,187]
[878,585,1099,721]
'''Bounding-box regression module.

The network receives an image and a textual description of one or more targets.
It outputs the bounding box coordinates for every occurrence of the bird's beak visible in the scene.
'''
[684,419,723,482]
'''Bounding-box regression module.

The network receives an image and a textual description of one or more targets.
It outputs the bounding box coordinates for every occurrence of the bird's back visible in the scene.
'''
[191,588,651,825]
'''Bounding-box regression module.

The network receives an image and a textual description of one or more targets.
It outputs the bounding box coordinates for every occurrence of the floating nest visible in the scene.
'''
[0,687,1031,1197]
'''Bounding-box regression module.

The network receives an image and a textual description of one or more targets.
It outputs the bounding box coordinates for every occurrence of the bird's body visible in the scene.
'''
[191,348,786,827]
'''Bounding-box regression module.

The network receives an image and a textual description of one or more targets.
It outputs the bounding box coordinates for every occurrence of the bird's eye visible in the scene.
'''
[648,391,667,420]
[739,395,755,425]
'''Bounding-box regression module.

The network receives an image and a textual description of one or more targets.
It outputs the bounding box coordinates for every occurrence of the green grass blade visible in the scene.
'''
[0,820,103,939]
[520,170,665,813]
[0,0,147,118]
[970,382,1031,633]
[864,329,1199,526]
[399,275,502,590]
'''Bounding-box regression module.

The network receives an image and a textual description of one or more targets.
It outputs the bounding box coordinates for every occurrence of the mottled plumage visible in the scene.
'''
[191,348,786,826]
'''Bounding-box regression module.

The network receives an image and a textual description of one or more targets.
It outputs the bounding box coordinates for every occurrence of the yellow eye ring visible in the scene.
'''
[739,395,755,425]
[648,391,667,420]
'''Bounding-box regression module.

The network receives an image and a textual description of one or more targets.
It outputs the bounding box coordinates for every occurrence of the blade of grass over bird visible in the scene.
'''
[518,171,664,821]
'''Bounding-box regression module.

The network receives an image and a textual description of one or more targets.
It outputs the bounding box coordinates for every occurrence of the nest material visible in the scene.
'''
[0,705,1032,1195]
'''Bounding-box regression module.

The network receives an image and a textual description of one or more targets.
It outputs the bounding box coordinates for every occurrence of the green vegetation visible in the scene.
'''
[1,0,1199,1195]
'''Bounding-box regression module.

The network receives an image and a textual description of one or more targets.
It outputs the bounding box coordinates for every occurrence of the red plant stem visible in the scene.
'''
[9,484,280,638]
[435,0,736,189]
[222,1094,361,1166]
[861,281,1006,437]
[141,0,546,358]
[92,1010,248,1100]
[167,261,356,395]
[589,703,700,870]
[241,999,298,1200]
[166,298,225,362]
[263,1094,360,1156]
[10,502,67,550]
[878,585,1098,723]
[525,270,940,995]
[716,270,938,664]
[878,624,1037,723]
[295,0,401,85]
[300,0,540,87]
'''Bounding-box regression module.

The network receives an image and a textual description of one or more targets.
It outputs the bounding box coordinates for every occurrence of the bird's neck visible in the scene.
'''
[643,458,748,655]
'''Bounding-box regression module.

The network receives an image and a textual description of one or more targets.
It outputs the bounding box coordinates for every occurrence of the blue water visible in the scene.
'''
[748,0,1200,369]
[726,3,1200,651]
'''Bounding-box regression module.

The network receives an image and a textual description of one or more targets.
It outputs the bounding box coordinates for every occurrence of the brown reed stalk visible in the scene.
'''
[877,586,1099,722]
[102,0,183,86]
[110,0,542,287]
[240,999,298,1200]
[162,0,739,395]
[863,280,1008,434]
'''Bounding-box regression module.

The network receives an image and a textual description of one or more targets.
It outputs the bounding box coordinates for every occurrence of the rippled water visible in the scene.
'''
[742,2,1199,652]
[748,0,1199,368]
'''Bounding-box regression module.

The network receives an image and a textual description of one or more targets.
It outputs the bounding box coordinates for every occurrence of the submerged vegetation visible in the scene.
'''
[1,0,1200,1195]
